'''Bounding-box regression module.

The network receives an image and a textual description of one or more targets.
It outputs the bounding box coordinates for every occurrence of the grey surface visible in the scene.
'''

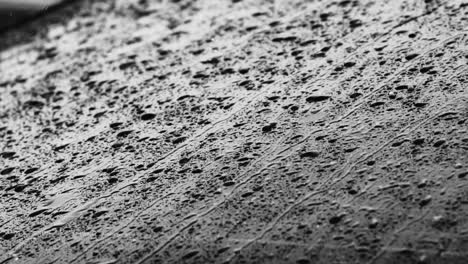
[0,0,467,263]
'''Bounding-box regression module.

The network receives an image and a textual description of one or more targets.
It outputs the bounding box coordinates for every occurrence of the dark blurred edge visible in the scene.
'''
[0,0,73,33]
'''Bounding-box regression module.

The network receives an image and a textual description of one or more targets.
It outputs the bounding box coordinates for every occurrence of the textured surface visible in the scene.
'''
[0,0,467,263]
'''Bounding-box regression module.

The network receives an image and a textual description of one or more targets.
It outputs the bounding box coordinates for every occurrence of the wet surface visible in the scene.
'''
[0,0,467,263]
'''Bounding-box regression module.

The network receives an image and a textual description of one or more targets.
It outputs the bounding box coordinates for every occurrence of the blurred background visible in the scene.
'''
[0,0,64,30]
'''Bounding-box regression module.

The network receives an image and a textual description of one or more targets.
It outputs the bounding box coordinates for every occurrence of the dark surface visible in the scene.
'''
[0,0,74,50]
[0,10,33,30]
[0,0,58,30]
[0,0,467,263]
